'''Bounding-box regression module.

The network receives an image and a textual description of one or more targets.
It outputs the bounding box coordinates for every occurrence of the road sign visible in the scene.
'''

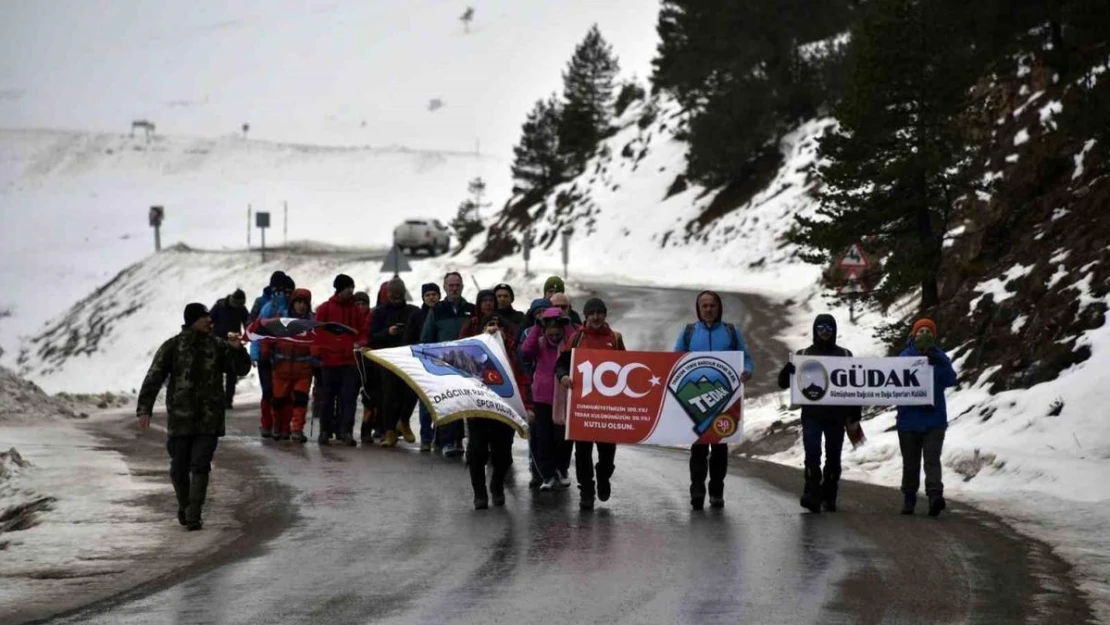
[255,211,271,229]
[149,206,164,227]
[838,280,865,295]
[842,266,862,282]
[381,243,412,276]
[837,243,871,268]
[522,232,532,262]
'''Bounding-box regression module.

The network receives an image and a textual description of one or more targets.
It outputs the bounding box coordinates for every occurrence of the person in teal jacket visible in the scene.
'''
[673,290,753,511]
[896,318,958,517]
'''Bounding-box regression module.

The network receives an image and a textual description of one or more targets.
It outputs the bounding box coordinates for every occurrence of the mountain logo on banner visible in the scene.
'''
[410,342,513,398]
[668,357,738,437]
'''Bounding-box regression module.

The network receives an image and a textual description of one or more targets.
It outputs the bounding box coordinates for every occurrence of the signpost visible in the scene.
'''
[380,242,412,277]
[256,211,271,262]
[522,231,533,276]
[836,243,872,323]
[561,228,572,279]
[149,206,164,252]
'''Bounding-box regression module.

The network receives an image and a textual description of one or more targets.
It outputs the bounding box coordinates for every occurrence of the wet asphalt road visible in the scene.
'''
[46,286,1094,624]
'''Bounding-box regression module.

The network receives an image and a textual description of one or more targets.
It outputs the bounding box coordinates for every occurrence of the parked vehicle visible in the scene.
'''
[393,219,451,256]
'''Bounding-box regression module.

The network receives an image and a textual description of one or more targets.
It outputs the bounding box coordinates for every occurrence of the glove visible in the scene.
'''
[782,362,796,375]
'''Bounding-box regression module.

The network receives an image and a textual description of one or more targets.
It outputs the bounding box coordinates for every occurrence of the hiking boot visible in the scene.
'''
[800,494,822,513]
[186,519,203,531]
[177,508,187,527]
[597,475,612,502]
[381,431,398,448]
[260,427,272,440]
[556,470,572,488]
[340,433,357,447]
[397,420,416,444]
[291,431,307,444]
[822,500,838,513]
[186,473,209,529]
[278,433,291,441]
[691,496,705,511]
[539,478,555,492]
[928,496,946,518]
[420,442,432,453]
[491,491,506,507]
[901,494,917,515]
[580,497,595,511]
[444,443,464,458]
[529,475,543,489]
[709,496,725,509]
[474,496,489,510]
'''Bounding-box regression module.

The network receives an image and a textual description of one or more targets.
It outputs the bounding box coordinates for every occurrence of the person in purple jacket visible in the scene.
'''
[521,307,574,491]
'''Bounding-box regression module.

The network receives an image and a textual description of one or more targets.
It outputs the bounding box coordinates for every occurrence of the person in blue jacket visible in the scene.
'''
[674,290,754,510]
[254,273,294,439]
[897,318,958,517]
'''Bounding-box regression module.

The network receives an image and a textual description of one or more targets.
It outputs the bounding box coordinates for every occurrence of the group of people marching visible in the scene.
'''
[137,269,957,530]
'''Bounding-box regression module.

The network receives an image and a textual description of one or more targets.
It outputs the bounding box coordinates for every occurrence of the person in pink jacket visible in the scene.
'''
[521,307,574,491]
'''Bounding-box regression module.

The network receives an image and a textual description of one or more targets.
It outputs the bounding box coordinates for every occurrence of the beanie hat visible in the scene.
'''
[481,311,503,327]
[387,277,406,299]
[421,282,441,296]
[476,289,496,305]
[583,297,607,316]
[268,271,287,289]
[353,291,370,305]
[493,283,515,301]
[183,303,210,327]
[543,276,565,294]
[231,288,246,303]
[333,273,355,293]
[911,318,937,337]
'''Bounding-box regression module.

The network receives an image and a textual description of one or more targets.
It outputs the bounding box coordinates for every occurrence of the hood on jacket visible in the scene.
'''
[813,313,837,347]
[694,290,724,324]
[527,298,552,318]
[291,288,312,314]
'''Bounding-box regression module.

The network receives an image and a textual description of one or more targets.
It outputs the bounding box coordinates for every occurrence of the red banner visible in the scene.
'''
[565,349,745,446]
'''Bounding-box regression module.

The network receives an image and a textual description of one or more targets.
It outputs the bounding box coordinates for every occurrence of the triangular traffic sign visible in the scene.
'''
[838,243,871,268]
[380,243,412,275]
[839,281,866,295]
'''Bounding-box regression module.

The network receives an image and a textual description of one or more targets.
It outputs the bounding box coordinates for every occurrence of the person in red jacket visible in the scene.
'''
[556,298,626,510]
[312,274,370,446]
[458,290,496,339]
[261,289,317,443]
[469,311,531,510]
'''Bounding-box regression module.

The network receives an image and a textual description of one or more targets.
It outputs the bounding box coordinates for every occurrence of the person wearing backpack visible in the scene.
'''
[556,298,626,510]
[777,314,862,513]
[673,290,754,510]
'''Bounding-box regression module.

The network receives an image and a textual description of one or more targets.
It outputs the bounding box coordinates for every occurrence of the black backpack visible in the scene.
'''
[681,323,738,351]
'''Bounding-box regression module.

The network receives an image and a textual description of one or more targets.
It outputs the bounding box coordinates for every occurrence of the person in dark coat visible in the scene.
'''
[137,303,251,531]
[210,289,250,408]
[458,289,496,338]
[369,277,421,448]
[777,314,862,513]
[407,282,441,452]
[420,271,475,457]
[896,318,958,517]
[493,282,526,333]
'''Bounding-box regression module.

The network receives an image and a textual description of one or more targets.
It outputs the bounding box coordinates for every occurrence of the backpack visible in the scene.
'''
[572,329,625,350]
[682,323,738,351]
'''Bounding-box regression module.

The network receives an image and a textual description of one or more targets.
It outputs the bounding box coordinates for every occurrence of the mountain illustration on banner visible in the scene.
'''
[674,373,732,434]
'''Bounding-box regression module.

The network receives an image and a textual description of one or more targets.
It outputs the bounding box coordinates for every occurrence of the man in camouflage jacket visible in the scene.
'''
[137,303,251,530]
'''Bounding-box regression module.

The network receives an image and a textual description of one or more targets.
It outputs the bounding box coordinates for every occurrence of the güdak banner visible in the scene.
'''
[788,355,936,406]
[564,349,746,445]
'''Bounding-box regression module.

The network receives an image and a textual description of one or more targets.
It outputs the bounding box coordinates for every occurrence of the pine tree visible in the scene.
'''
[511,95,566,194]
[791,0,984,311]
[451,176,489,248]
[557,25,620,174]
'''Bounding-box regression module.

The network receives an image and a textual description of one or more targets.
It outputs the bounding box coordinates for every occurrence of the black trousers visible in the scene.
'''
[321,365,360,437]
[690,443,728,498]
[802,415,846,502]
[898,429,946,498]
[380,370,418,432]
[224,370,237,406]
[167,435,219,508]
[467,420,515,496]
[532,403,572,480]
[575,441,616,497]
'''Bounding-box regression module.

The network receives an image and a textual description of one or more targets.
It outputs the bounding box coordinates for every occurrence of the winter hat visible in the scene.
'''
[231,289,246,304]
[481,311,503,327]
[291,288,312,307]
[911,318,937,337]
[353,291,370,305]
[583,297,607,316]
[421,282,441,296]
[543,276,565,294]
[493,283,515,301]
[476,289,496,305]
[540,307,569,323]
[183,303,210,327]
[333,273,355,293]
[387,277,406,300]
[268,271,287,289]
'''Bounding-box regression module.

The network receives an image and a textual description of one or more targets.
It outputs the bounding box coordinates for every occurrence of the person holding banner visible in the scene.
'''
[407,283,442,452]
[522,306,575,491]
[369,278,421,448]
[897,318,958,517]
[556,298,626,510]
[261,289,318,443]
[674,290,753,510]
[421,272,475,457]
[777,314,862,513]
[313,274,371,447]
[468,312,529,509]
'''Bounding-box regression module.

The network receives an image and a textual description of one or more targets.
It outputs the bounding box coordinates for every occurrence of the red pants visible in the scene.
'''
[271,375,312,434]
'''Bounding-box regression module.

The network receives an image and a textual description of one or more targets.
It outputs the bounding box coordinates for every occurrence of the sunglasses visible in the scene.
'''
[816,324,834,333]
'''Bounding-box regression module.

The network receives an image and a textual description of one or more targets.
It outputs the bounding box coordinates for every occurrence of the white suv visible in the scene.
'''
[393,218,451,256]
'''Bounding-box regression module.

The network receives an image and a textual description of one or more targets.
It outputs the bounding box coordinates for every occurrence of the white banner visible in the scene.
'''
[789,355,935,406]
[360,333,529,437]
